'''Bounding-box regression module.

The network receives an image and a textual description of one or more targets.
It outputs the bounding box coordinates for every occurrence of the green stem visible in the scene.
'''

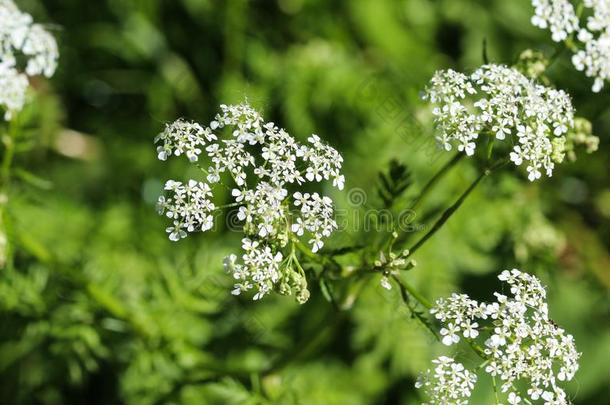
[466,337,487,360]
[217,201,242,209]
[407,174,485,257]
[410,153,463,212]
[546,43,566,70]
[492,375,500,405]
[407,161,506,257]
[1,120,17,188]
[391,153,463,249]
[393,274,488,360]
[1,142,14,187]
[392,274,432,309]
[392,274,439,340]
[0,205,13,271]
[294,239,319,262]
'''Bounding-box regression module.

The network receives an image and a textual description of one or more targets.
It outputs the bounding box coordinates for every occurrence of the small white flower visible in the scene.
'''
[155,119,214,162]
[158,179,216,240]
[462,320,479,339]
[291,218,305,236]
[292,192,337,252]
[440,323,461,346]
[508,392,522,404]
[0,63,27,120]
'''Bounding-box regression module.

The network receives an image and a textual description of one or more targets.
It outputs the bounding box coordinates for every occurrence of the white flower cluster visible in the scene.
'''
[425,269,580,405]
[291,192,336,253]
[531,0,579,42]
[156,103,344,302]
[0,0,58,119]
[157,180,215,241]
[423,64,574,181]
[432,293,484,345]
[573,0,610,92]
[155,120,215,162]
[415,356,477,405]
[532,0,610,92]
[224,239,284,301]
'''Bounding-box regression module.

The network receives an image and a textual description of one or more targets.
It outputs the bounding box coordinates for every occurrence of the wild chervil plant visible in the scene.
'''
[428,270,579,404]
[150,1,599,404]
[1,0,608,403]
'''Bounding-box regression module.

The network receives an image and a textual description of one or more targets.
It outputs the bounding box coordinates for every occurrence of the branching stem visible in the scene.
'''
[407,160,507,257]
[409,153,463,212]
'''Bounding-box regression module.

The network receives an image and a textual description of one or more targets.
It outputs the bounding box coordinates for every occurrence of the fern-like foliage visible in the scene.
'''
[376,160,412,209]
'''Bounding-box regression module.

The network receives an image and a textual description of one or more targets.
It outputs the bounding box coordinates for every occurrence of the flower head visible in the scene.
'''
[0,0,58,119]
[531,0,610,92]
[415,356,477,405]
[156,103,344,302]
[423,64,575,181]
[531,0,579,42]
[157,180,215,241]
[155,119,216,162]
[425,269,580,404]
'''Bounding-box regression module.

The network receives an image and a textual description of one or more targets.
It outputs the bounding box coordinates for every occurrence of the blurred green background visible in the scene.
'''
[2,0,610,403]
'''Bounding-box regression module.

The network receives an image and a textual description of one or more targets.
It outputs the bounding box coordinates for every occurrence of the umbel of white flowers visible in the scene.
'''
[415,356,477,405]
[417,269,580,405]
[0,0,59,120]
[532,0,610,92]
[155,103,344,302]
[423,64,575,182]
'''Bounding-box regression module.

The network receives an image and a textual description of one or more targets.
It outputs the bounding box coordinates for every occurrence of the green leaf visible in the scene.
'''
[375,160,412,209]
[319,278,335,304]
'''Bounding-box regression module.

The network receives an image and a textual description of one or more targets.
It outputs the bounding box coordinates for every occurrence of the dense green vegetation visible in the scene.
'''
[2,0,610,403]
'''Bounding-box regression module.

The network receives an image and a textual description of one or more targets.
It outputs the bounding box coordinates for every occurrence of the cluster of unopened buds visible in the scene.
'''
[417,269,580,404]
[373,242,416,290]
[531,0,610,92]
[0,0,58,120]
[156,103,344,302]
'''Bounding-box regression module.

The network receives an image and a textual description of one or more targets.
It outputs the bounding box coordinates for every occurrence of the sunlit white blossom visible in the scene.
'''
[0,61,27,119]
[225,239,284,301]
[157,180,215,241]
[157,103,344,302]
[0,0,58,119]
[155,119,216,162]
[431,293,485,346]
[423,64,574,181]
[572,0,610,92]
[291,192,337,253]
[415,356,477,405]
[425,269,580,405]
[531,0,610,92]
[531,0,579,42]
